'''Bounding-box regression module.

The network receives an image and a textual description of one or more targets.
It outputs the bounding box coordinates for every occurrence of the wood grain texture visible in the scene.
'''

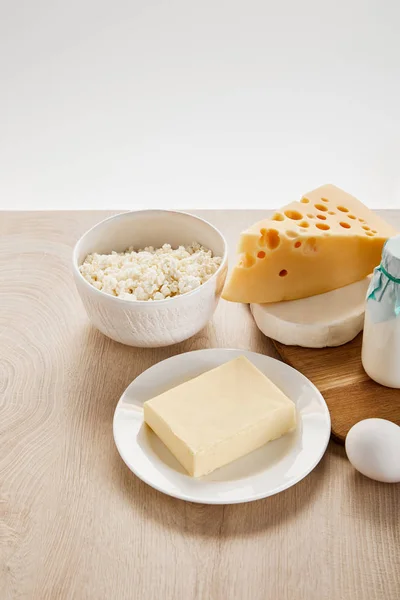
[0,210,399,600]
[274,333,400,443]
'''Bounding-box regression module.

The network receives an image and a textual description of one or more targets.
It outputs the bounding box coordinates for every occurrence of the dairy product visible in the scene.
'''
[251,278,369,348]
[223,184,396,304]
[80,242,222,301]
[143,356,296,477]
[362,235,400,387]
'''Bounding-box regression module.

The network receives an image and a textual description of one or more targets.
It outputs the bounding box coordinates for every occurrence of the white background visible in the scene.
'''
[1,0,400,211]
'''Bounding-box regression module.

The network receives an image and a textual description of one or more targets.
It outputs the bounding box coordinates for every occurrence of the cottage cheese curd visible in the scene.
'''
[79,242,222,301]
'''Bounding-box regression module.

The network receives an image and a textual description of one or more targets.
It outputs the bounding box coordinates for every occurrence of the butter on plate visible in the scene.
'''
[143,356,296,477]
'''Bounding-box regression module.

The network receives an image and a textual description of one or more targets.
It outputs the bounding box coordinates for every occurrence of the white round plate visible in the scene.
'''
[113,349,331,504]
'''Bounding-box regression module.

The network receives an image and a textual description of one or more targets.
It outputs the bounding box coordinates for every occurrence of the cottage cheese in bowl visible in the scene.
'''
[79,242,222,301]
[72,210,228,347]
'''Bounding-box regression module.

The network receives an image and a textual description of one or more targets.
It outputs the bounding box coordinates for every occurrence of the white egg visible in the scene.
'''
[345,418,400,483]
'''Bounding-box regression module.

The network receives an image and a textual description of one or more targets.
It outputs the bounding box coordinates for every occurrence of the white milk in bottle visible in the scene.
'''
[362,235,400,388]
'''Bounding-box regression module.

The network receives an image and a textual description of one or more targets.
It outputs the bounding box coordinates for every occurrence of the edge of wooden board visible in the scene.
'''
[272,335,400,444]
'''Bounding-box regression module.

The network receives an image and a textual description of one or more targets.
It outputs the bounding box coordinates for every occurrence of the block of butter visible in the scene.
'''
[143,356,296,477]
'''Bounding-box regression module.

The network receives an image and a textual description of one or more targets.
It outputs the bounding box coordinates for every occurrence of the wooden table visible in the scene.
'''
[1,210,399,600]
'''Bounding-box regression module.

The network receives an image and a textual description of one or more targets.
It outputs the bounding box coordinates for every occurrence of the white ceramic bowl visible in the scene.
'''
[72,210,228,347]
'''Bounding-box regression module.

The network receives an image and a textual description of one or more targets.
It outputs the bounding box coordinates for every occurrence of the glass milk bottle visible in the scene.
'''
[362,235,400,388]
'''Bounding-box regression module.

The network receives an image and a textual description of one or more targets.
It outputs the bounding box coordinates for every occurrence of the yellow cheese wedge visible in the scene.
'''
[222,184,396,304]
[144,356,296,477]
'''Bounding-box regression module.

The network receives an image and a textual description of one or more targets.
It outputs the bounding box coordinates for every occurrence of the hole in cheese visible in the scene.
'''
[316,223,330,231]
[366,231,374,236]
[340,222,351,229]
[241,253,255,268]
[257,251,266,259]
[284,210,302,220]
[300,197,310,204]
[279,269,288,277]
[362,225,370,231]
[359,217,365,223]
[328,211,335,215]
[294,241,302,248]
[307,213,314,219]
[348,214,356,219]
[338,206,349,212]
[286,230,298,238]
[316,214,327,220]
[299,220,309,228]
[303,237,318,253]
[261,228,281,249]
[321,197,329,203]
[271,213,284,221]
[372,229,377,233]
[315,203,328,212]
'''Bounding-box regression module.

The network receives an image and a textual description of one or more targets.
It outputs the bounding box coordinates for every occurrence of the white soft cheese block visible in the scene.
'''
[251,277,370,348]
[143,356,296,477]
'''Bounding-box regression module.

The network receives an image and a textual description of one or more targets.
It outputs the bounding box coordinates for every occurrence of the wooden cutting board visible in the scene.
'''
[273,334,400,443]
